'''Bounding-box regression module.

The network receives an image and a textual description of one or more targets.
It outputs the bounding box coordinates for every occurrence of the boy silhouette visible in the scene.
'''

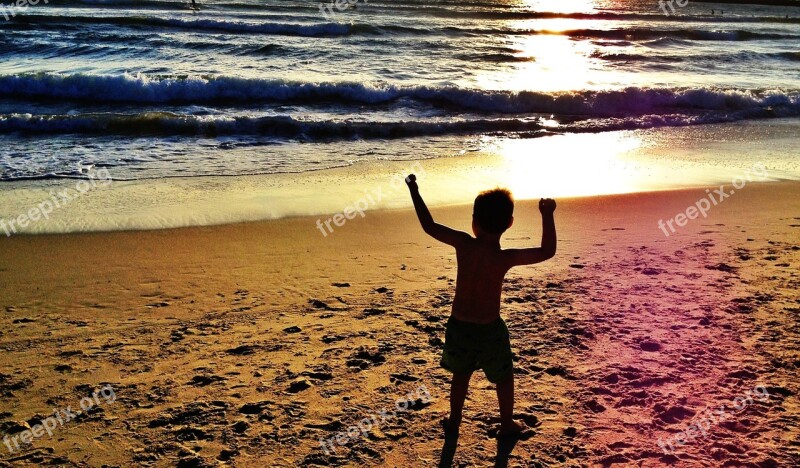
[405,174,557,437]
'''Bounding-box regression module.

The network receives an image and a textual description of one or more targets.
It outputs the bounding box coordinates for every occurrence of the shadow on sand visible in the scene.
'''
[493,435,520,468]
[437,431,520,468]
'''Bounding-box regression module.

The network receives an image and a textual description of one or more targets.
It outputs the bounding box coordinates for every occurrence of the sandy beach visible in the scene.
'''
[2,0,800,466]
[1,178,797,467]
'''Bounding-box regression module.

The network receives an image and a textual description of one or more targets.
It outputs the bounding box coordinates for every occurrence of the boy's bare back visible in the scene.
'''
[452,239,519,324]
[405,174,557,324]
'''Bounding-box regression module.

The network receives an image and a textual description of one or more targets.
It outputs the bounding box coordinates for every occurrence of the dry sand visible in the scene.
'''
[0,181,798,467]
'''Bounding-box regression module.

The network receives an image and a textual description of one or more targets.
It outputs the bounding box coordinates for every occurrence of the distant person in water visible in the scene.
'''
[405,175,557,439]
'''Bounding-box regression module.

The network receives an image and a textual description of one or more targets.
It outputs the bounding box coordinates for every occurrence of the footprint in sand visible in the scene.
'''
[55,364,73,373]
[238,401,273,416]
[0,374,32,397]
[585,399,606,413]
[287,378,311,393]
[321,333,345,343]
[309,298,348,312]
[189,375,226,387]
[640,340,662,352]
[705,263,738,273]
[389,373,420,384]
[227,344,258,355]
[300,369,333,382]
[654,404,695,424]
[309,299,332,310]
[361,308,386,318]
[735,248,751,260]
[346,347,386,370]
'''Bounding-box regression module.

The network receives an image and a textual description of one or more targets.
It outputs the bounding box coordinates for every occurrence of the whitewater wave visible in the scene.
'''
[1,73,799,117]
[548,27,799,42]
[15,15,354,37]
[39,0,800,24]
[14,15,800,41]
[592,50,800,63]
[2,104,799,140]
[0,112,548,138]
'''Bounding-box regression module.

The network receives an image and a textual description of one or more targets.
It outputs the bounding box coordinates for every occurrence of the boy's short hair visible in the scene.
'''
[473,188,514,234]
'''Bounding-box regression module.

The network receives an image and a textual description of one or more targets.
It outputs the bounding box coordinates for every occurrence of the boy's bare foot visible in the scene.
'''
[497,420,523,438]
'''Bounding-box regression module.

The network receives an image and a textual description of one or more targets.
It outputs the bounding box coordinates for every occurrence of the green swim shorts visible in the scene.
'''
[440,315,513,384]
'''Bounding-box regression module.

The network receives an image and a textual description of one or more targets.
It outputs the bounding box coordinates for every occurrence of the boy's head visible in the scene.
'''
[472,188,514,236]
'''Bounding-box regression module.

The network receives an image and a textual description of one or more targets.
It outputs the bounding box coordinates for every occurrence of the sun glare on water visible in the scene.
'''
[477,34,599,92]
[521,0,599,13]
[475,1,630,92]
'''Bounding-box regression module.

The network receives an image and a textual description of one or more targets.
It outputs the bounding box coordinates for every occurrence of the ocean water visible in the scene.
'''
[0,0,798,182]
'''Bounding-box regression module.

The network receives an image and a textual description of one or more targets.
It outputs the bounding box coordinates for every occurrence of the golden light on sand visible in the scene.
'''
[491,132,646,198]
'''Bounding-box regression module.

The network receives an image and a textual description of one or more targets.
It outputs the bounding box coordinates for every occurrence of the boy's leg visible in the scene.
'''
[448,371,472,433]
[496,372,521,436]
[480,318,519,436]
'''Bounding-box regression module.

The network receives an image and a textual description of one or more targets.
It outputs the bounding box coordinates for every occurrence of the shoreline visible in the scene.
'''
[1,179,797,311]
[0,177,794,239]
[1,118,799,236]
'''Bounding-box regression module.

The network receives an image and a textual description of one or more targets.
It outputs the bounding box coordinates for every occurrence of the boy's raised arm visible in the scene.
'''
[406,174,471,248]
[504,198,557,267]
